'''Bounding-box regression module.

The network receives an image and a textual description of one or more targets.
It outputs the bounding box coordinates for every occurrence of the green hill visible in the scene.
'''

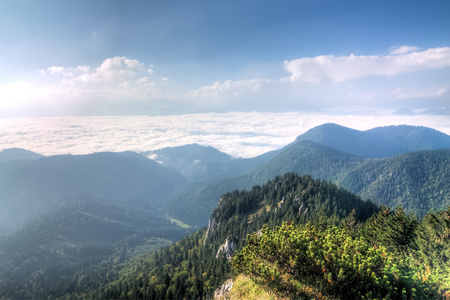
[166,141,450,226]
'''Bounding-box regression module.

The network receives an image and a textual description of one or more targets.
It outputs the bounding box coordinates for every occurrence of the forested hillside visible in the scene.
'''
[340,149,450,217]
[166,141,450,226]
[61,174,380,299]
[34,173,448,299]
[0,201,189,299]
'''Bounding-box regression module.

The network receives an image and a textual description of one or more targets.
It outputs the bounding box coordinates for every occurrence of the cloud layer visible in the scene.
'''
[1,113,449,159]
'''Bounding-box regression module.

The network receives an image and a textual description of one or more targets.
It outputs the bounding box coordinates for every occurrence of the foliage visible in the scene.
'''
[361,207,418,255]
[412,208,450,296]
[233,221,441,299]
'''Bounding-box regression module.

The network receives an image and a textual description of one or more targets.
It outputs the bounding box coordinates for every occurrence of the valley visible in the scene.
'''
[0,123,449,298]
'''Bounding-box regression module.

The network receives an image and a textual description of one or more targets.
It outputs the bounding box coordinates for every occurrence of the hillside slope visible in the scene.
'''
[0,152,186,229]
[65,174,379,299]
[144,143,278,182]
[0,201,188,299]
[167,142,450,226]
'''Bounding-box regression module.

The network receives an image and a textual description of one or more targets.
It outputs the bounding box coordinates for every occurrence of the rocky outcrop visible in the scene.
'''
[214,278,233,299]
[203,202,220,245]
[216,236,237,260]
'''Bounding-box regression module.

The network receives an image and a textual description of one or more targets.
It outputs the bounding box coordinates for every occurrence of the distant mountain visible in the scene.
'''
[165,140,365,226]
[393,108,416,115]
[0,152,186,229]
[367,125,450,152]
[0,148,44,162]
[295,123,450,158]
[144,144,232,181]
[144,143,278,182]
[167,140,450,226]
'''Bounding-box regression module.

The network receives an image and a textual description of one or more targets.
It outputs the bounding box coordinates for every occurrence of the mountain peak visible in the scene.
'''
[295,123,450,158]
[0,148,44,162]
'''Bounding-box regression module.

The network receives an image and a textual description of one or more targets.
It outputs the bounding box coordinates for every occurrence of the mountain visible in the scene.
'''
[367,125,450,152]
[144,144,232,181]
[144,143,278,182]
[393,108,416,115]
[295,123,450,158]
[251,140,364,183]
[48,174,380,299]
[339,149,450,215]
[0,148,44,162]
[6,173,447,299]
[164,141,364,227]
[57,174,449,300]
[1,122,449,299]
[0,151,186,230]
[166,140,450,226]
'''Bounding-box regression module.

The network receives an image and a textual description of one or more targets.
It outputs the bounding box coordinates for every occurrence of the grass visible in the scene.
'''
[165,214,191,229]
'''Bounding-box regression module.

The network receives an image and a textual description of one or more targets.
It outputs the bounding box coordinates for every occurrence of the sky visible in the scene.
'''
[0,0,449,156]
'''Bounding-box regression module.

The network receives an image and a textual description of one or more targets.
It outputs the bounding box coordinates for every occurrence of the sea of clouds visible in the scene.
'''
[1,112,449,158]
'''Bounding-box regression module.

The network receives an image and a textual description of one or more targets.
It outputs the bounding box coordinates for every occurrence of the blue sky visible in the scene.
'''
[1,0,449,118]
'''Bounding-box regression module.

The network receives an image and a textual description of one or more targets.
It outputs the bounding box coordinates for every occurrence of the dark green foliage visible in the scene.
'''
[413,208,450,294]
[233,222,440,299]
[361,207,418,255]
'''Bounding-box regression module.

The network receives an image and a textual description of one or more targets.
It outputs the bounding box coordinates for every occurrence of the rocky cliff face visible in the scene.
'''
[216,236,237,260]
[214,279,233,299]
[203,200,221,244]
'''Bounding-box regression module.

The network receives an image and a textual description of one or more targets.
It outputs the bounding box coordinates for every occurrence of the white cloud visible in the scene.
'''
[388,45,419,55]
[45,57,148,85]
[1,113,449,159]
[283,46,450,83]
[1,46,449,118]
[189,79,273,101]
[9,57,176,116]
